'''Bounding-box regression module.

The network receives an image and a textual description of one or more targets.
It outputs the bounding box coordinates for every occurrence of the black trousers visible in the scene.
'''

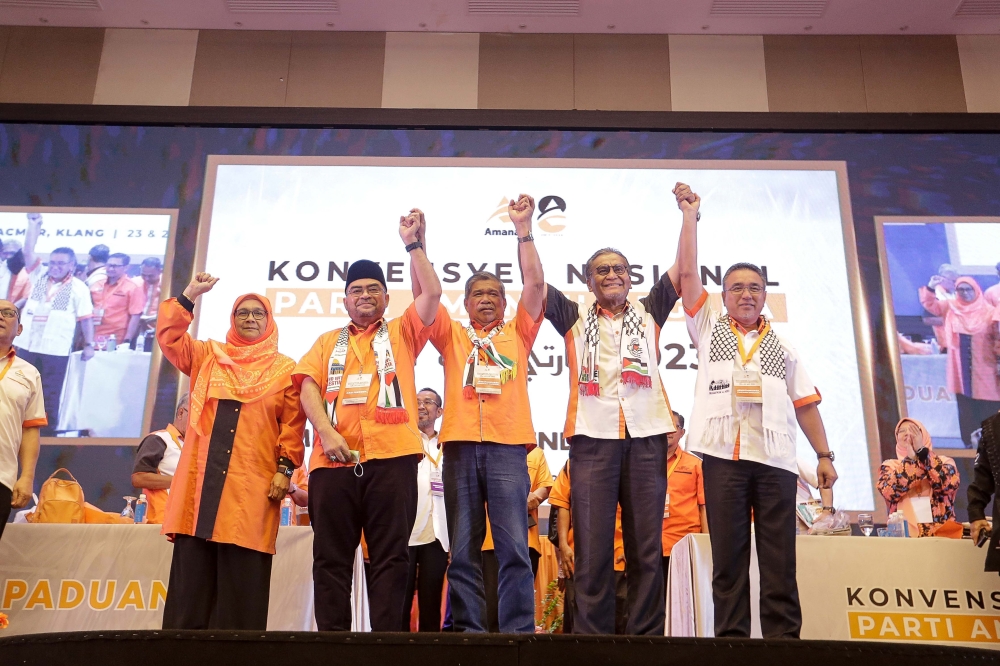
[662,556,670,597]
[0,483,12,541]
[562,576,575,634]
[568,433,667,635]
[161,534,273,630]
[402,539,450,632]
[702,454,801,639]
[16,349,68,436]
[484,547,540,632]
[309,456,419,631]
[613,569,628,635]
[956,393,1000,448]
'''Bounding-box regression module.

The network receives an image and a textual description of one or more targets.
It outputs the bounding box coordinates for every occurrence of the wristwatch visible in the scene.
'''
[817,451,835,462]
[518,233,534,244]
[404,241,423,253]
[278,464,294,479]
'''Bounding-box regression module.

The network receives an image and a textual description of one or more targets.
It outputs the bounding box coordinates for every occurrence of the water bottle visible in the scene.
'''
[280,497,293,526]
[134,493,147,524]
[106,334,117,352]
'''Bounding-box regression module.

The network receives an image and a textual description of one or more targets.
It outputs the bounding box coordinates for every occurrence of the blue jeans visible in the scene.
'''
[443,442,534,633]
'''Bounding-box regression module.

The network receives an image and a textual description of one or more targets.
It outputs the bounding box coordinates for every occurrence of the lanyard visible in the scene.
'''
[0,353,14,381]
[667,453,683,480]
[347,326,377,369]
[729,318,770,367]
[424,438,442,467]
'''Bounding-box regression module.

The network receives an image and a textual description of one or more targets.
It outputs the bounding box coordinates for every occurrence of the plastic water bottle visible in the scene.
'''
[887,510,909,537]
[134,493,147,524]
[106,334,117,352]
[280,497,293,526]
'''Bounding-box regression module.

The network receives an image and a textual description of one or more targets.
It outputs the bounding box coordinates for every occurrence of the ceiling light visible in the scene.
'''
[701,24,710,29]
[607,23,615,29]
[804,25,812,30]
[419,21,426,27]
[326,21,334,26]
[140,19,149,25]
[38,17,47,23]
[519,23,527,28]
[899,25,908,30]
[234,21,243,26]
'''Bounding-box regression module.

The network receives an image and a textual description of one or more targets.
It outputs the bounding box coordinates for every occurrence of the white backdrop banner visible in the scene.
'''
[197,157,874,510]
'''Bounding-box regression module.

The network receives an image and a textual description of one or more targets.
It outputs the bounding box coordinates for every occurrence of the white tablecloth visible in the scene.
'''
[0,524,370,635]
[57,350,151,437]
[666,533,1000,649]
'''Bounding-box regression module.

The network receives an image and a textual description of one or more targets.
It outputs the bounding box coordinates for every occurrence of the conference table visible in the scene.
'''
[666,532,1000,649]
[56,350,151,437]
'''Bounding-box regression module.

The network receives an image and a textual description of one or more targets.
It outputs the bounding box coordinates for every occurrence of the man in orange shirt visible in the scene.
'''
[482,443,553,632]
[130,393,188,524]
[295,210,442,632]
[94,253,146,348]
[415,194,545,633]
[660,411,708,593]
[134,257,164,337]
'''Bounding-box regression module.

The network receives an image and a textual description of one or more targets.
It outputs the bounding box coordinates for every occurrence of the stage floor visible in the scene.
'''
[0,631,993,666]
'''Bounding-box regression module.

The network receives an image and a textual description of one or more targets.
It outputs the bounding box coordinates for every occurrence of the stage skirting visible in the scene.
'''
[4,525,1000,650]
[667,532,1000,649]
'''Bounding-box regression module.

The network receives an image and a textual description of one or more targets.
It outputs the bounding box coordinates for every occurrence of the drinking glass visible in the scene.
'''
[858,513,874,537]
[121,496,136,521]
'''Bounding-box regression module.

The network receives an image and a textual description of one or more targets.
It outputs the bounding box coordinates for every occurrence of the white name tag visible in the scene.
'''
[663,492,671,519]
[733,369,763,403]
[341,373,373,405]
[474,365,502,395]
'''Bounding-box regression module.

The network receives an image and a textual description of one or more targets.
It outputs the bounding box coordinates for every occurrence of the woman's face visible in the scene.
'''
[234,298,268,341]
[896,423,920,455]
[955,282,977,303]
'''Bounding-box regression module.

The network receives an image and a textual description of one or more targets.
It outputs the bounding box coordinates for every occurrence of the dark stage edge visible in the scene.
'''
[0,631,996,666]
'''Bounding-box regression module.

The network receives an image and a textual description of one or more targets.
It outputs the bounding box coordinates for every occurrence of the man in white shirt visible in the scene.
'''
[674,182,838,639]
[0,300,47,541]
[14,246,95,436]
[402,388,449,632]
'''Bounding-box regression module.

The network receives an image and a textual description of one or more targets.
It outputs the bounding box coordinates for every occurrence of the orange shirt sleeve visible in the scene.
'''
[277,378,307,467]
[695,458,706,505]
[128,282,147,316]
[548,465,571,509]
[292,332,335,389]
[422,303,454,354]
[400,301,433,359]
[514,298,545,352]
[530,449,554,492]
[156,298,208,377]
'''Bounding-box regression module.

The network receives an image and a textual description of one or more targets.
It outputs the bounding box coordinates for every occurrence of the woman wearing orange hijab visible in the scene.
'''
[156,272,306,630]
[921,276,1000,447]
[877,418,961,537]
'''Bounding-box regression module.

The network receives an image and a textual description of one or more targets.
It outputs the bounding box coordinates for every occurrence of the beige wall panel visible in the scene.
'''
[763,35,866,112]
[189,30,291,107]
[478,34,574,110]
[382,32,478,109]
[957,35,1000,113]
[0,27,104,104]
[668,35,768,112]
[860,36,967,113]
[574,34,670,111]
[93,29,198,106]
[286,32,385,108]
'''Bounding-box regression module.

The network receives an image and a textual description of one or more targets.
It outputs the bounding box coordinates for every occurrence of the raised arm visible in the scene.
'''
[509,194,544,321]
[673,183,703,312]
[401,208,441,327]
[156,272,217,376]
[918,284,949,317]
[23,213,42,272]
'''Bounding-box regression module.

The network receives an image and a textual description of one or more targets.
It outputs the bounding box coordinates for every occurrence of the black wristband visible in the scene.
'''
[177,294,195,313]
[404,241,423,253]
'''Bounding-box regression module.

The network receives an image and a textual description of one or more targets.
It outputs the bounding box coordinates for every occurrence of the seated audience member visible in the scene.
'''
[483,442,553,632]
[549,461,626,634]
[134,257,164,336]
[85,244,109,289]
[94,253,146,348]
[968,411,1000,573]
[403,388,449,632]
[896,332,933,356]
[877,418,961,537]
[661,412,707,591]
[131,394,188,524]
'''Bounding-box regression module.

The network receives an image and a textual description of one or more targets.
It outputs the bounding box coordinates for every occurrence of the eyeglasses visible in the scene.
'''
[48,260,72,267]
[725,284,764,296]
[347,285,386,297]
[594,264,627,277]
[416,398,441,407]
[955,286,976,293]
[235,308,268,320]
[0,308,18,320]
[106,263,127,269]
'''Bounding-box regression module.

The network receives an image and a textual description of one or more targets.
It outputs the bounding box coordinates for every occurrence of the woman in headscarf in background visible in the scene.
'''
[920,277,1000,447]
[156,272,305,630]
[877,418,961,538]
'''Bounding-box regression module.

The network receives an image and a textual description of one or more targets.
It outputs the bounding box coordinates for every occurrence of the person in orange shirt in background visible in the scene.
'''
[660,411,708,592]
[130,393,188,524]
[414,194,545,634]
[287,465,308,524]
[294,210,442,632]
[482,443,553,632]
[549,461,627,635]
[134,257,164,337]
[156,274,306,630]
[93,253,146,348]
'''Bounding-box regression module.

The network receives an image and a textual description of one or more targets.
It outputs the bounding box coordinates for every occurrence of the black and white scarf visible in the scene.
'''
[578,302,652,396]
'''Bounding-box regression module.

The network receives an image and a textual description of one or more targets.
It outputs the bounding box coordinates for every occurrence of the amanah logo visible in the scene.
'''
[709,379,731,394]
[485,195,567,235]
